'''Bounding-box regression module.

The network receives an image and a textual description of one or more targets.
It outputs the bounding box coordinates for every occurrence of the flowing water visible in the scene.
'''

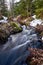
[0,19,43,65]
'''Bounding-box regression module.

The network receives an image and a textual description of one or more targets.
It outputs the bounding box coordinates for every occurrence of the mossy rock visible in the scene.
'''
[0,22,22,44]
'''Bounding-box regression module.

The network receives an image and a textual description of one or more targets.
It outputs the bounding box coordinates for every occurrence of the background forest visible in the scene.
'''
[0,0,43,19]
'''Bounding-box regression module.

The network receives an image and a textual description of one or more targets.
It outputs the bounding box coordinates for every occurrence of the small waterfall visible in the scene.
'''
[30,19,42,27]
[42,37,43,41]
[32,15,36,19]
[30,15,43,27]
[22,25,26,31]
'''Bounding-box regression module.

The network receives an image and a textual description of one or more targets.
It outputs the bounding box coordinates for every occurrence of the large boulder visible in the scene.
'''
[0,22,22,44]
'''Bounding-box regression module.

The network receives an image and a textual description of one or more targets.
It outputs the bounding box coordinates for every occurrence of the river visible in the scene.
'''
[0,19,43,65]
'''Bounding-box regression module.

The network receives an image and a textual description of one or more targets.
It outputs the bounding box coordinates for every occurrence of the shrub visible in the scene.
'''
[35,8,43,19]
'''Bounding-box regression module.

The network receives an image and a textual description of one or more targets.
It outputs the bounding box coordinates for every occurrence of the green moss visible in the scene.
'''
[10,22,19,27]
[10,22,22,31]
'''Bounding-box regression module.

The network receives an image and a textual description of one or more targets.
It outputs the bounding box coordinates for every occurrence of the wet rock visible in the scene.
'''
[40,32,43,42]
[26,48,43,65]
[35,25,43,33]
[35,24,43,42]
[40,32,43,36]
[0,22,22,44]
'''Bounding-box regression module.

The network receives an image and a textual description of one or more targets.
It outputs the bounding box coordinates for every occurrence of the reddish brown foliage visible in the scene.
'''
[26,48,43,65]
